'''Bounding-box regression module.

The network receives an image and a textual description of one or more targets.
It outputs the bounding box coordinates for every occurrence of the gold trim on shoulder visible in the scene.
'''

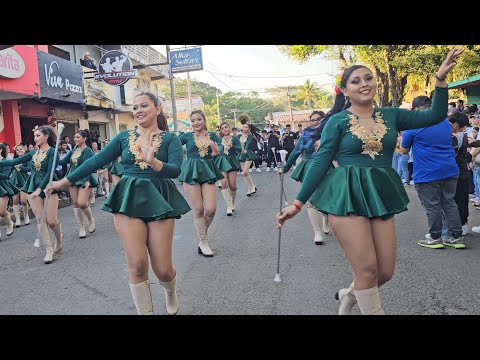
[221,136,232,155]
[71,147,82,166]
[348,111,387,160]
[32,149,48,171]
[194,132,211,157]
[128,130,164,170]
[239,134,248,149]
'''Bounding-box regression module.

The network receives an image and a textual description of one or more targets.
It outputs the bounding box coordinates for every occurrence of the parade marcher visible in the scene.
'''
[10,144,31,228]
[215,122,242,216]
[47,92,190,315]
[58,129,98,239]
[276,48,463,315]
[178,110,222,257]
[0,143,18,239]
[0,125,64,264]
[238,124,258,196]
[280,111,329,245]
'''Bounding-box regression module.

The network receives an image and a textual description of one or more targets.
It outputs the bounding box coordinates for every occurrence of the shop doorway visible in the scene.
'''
[89,123,107,149]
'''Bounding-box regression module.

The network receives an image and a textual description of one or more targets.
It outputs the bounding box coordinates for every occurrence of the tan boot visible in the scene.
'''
[40,222,53,264]
[3,212,14,236]
[89,190,95,205]
[50,222,64,254]
[129,280,154,315]
[159,272,179,315]
[322,214,331,234]
[230,190,236,211]
[82,207,96,233]
[307,207,323,245]
[22,204,30,225]
[194,217,213,257]
[243,175,252,196]
[221,189,233,216]
[12,205,21,228]
[74,208,87,238]
[245,174,256,195]
[335,282,357,315]
[355,285,385,315]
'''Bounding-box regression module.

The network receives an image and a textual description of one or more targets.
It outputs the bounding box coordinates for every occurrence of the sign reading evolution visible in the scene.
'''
[169,47,203,74]
[94,50,137,86]
[37,50,84,104]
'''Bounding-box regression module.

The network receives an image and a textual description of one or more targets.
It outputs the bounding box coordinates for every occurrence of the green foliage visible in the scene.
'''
[159,78,221,104]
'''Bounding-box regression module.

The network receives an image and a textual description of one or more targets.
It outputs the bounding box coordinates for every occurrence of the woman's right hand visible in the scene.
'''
[242,150,247,154]
[45,179,68,196]
[276,204,301,228]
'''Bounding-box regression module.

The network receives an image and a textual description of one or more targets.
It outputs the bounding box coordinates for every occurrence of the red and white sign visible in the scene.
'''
[0,48,26,79]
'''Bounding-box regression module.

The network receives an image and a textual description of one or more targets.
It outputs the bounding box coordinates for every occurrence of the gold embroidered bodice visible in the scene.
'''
[194,132,211,157]
[348,111,387,160]
[32,149,48,171]
[222,136,232,155]
[128,131,164,170]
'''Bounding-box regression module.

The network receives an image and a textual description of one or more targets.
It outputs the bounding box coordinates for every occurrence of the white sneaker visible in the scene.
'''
[462,224,469,236]
[471,226,480,234]
[266,167,270,172]
[256,168,261,172]
[293,166,296,170]
[33,238,41,248]
[409,180,414,185]
[274,167,278,172]
[249,168,252,173]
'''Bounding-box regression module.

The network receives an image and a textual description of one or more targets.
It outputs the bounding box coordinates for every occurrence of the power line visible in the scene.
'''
[206,69,331,79]
[203,70,234,90]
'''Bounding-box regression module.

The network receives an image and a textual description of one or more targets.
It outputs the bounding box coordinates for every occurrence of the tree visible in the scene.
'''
[159,78,221,104]
[296,80,318,108]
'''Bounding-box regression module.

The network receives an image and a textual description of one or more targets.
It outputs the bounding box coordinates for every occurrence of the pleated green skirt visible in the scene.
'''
[309,165,409,220]
[109,162,124,176]
[22,173,59,198]
[290,158,311,182]
[239,149,258,162]
[214,154,241,173]
[102,175,191,222]
[9,171,28,189]
[0,179,19,198]
[178,158,224,185]
[66,166,99,189]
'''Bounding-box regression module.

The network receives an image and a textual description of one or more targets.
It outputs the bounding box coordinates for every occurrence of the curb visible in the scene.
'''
[0,198,73,226]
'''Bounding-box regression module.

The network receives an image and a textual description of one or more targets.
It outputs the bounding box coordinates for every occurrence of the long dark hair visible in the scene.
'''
[219,122,231,137]
[76,129,93,148]
[135,92,169,131]
[190,110,208,131]
[0,143,7,159]
[36,125,57,147]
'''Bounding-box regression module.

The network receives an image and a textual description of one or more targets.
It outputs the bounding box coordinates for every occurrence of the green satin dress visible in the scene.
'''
[9,161,31,189]
[0,161,19,198]
[214,135,242,172]
[296,86,449,220]
[283,138,317,182]
[67,130,191,222]
[109,157,124,176]
[238,134,258,162]
[59,146,99,188]
[178,132,224,184]
[0,148,59,198]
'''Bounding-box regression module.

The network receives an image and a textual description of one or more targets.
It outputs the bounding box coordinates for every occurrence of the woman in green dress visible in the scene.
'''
[58,129,98,239]
[9,144,31,228]
[0,125,64,264]
[178,110,222,257]
[48,92,190,315]
[0,144,18,239]
[215,122,242,216]
[238,124,258,196]
[276,48,463,315]
[280,111,329,245]
[47,92,190,315]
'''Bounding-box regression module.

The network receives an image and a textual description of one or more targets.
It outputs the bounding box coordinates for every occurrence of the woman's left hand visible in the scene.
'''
[139,130,156,164]
[31,188,42,199]
[210,141,220,156]
[437,48,464,80]
[84,181,90,189]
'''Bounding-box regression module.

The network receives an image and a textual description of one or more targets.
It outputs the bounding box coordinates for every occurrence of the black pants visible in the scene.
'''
[455,177,469,226]
[408,162,414,183]
[267,148,281,168]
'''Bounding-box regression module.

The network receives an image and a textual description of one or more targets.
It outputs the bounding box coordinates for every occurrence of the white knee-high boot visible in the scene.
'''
[129,280,154,315]
[104,182,110,197]
[2,212,14,236]
[159,272,179,315]
[322,214,330,234]
[21,204,30,225]
[194,217,213,257]
[355,285,385,315]
[82,207,96,233]
[40,222,53,264]
[307,207,323,245]
[50,222,64,254]
[220,189,233,216]
[230,190,237,211]
[335,282,357,315]
[12,205,21,228]
[74,208,87,238]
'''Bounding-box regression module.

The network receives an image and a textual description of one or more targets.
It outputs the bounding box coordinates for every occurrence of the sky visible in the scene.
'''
[151,45,337,95]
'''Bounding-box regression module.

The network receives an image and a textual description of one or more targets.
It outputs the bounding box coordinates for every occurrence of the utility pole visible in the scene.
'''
[216,90,221,122]
[166,45,178,133]
[185,46,193,115]
[287,86,294,125]
[230,108,238,124]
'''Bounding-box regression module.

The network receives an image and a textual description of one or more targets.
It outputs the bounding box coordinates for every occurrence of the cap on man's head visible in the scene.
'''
[412,95,432,109]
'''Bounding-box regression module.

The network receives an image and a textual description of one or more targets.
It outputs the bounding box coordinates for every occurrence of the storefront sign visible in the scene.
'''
[94,50,137,86]
[0,48,25,79]
[37,50,84,104]
[169,47,203,74]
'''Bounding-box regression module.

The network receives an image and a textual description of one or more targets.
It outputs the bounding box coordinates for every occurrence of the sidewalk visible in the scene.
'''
[0,197,73,226]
